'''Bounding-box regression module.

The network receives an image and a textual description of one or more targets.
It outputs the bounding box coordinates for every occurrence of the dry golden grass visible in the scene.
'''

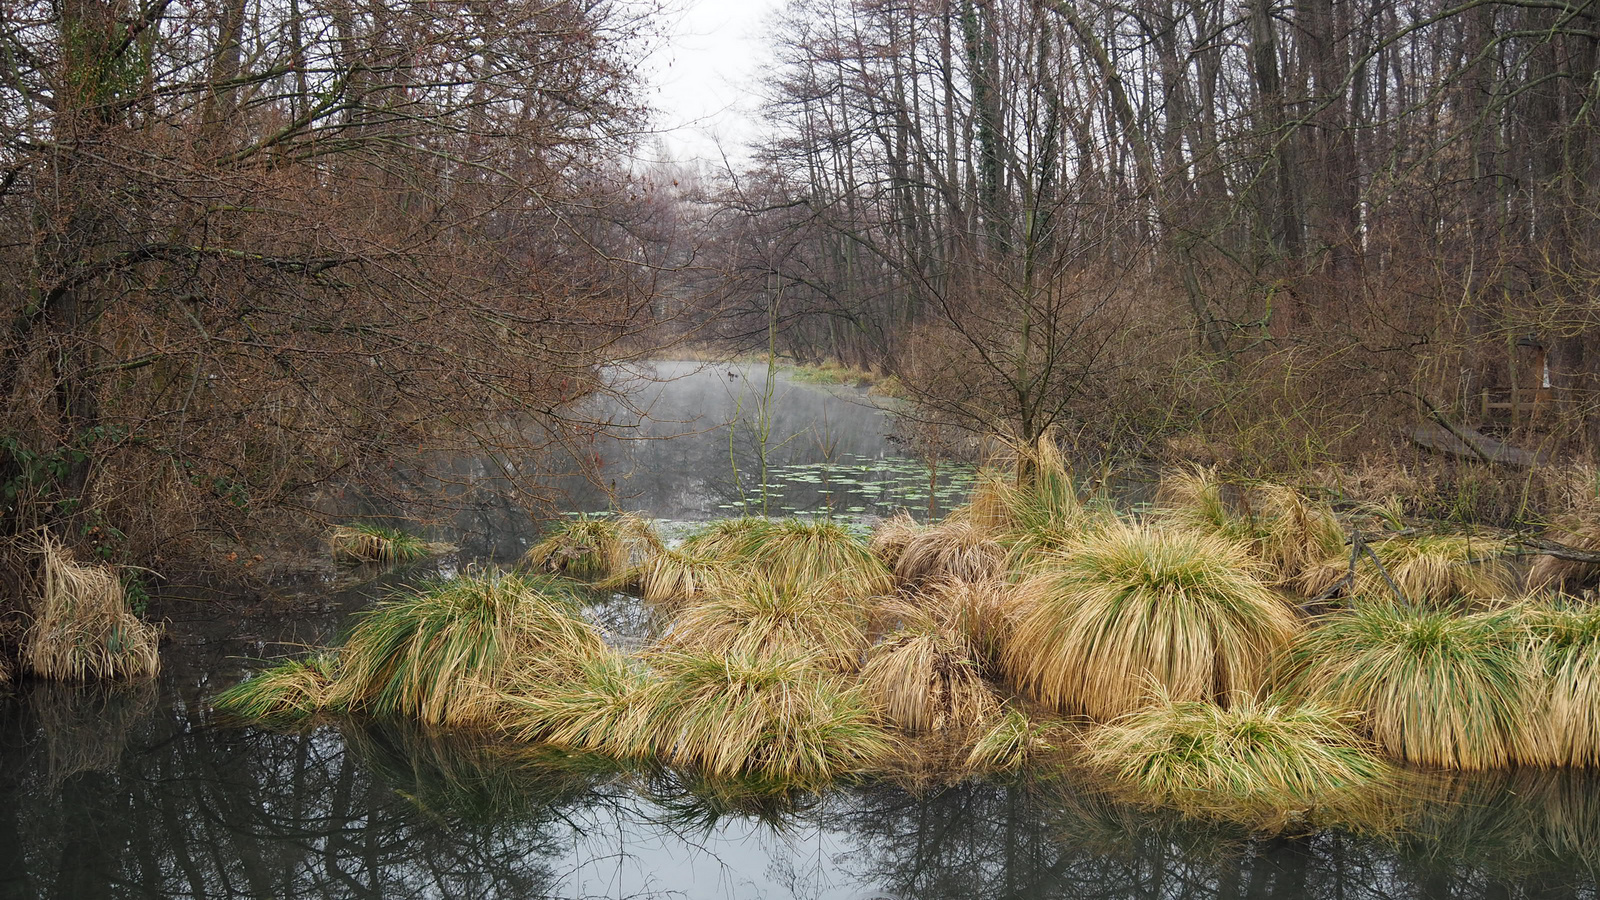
[894,520,1007,587]
[214,653,339,724]
[1081,689,1396,830]
[963,706,1047,774]
[24,535,160,681]
[1283,602,1535,769]
[1527,520,1600,596]
[630,651,891,788]
[1520,604,1600,767]
[663,582,868,673]
[889,576,1013,671]
[634,548,744,608]
[1366,534,1512,607]
[861,627,999,733]
[327,572,606,727]
[328,523,429,566]
[523,513,661,581]
[745,518,895,600]
[1003,523,1299,720]
[868,510,923,569]
[494,648,648,754]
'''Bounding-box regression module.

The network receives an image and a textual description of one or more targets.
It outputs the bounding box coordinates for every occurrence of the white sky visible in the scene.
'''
[641,0,784,167]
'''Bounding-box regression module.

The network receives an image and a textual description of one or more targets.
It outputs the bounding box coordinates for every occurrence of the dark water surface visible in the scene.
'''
[4,363,1600,899]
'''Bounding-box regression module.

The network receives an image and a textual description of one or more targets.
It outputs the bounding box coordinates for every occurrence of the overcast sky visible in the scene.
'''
[642,0,783,166]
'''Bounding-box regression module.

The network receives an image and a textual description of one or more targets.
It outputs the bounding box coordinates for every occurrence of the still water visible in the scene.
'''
[4,362,1600,899]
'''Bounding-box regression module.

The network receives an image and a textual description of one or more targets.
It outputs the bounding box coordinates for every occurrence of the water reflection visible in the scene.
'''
[4,678,1600,900]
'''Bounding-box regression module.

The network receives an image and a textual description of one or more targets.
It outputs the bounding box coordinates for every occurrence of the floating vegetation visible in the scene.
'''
[861,626,998,734]
[213,653,338,726]
[894,520,1006,587]
[665,582,868,673]
[1004,523,1298,719]
[329,523,429,566]
[328,572,605,727]
[630,651,890,789]
[1283,602,1532,769]
[524,513,661,581]
[25,534,160,681]
[1081,691,1395,831]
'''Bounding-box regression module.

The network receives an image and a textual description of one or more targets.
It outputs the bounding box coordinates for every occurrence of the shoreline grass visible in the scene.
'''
[329,523,429,566]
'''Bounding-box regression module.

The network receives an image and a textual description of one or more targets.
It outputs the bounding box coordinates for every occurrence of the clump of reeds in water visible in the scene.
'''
[664,581,868,674]
[1004,523,1298,719]
[955,432,1108,561]
[493,648,648,754]
[1527,519,1600,596]
[628,651,891,789]
[743,518,893,600]
[893,519,1006,587]
[213,653,339,726]
[1363,533,1511,607]
[1156,469,1347,596]
[328,572,605,727]
[1081,690,1395,831]
[888,576,1012,672]
[1520,603,1600,767]
[1283,601,1533,769]
[524,513,661,581]
[329,523,429,566]
[861,626,998,734]
[867,510,922,570]
[24,535,160,681]
[635,547,742,608]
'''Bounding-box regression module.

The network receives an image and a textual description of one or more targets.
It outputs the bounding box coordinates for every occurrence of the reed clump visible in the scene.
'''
[1004,523,1298,719]
[1283,602,1533,769]
[329,523,429,566]
[213,653,338,725]
[328,572,605,727]
[868,510,923,569]
[1364,533,1511,607]
[1527,520,1600,596]
[964,706,1048,774]
[1521,604,1600,767]
[630,651,891,789]
[25,536,160,681]
[1081,691,1395,830]
[894,520,1007,587]
[664,582,868,673]
[524,513,661,581]
[861,626,998,734]
[494,649,648,754]
[634,547,742,608]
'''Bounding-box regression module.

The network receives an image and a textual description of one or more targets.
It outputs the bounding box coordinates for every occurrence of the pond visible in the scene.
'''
[3,361,1599,899]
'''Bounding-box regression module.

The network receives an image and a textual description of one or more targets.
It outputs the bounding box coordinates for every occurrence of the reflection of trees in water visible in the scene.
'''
[828,777,1600,900]
[0,692,616,899]
[7,680,1600,900]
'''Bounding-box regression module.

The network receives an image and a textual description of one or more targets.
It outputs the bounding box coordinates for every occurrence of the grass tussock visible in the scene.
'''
[868,510,923,569]
[963,706,1048,774]
[1366,533,1511,607]
[524,513,661,581]
[635,548,742,608]
[631,651,891,788]
[1527,520,1600,596]
[329,523,429,566]
[680,516,776,559]
[213,653,338,725]
[744,518,894,599]
[861,627,999,733]
[894,520,1007,587]
[328,571,605,727]
[1521,604,1600,767]
[1156,469,1347,594]
[1082,691,1395,829]
[25,535,160,681]
[900,576,1012,669]
[664,582,868,673]
[1283,602,1533,769]
[495,649,648,754]
[1003,523,1298,720]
